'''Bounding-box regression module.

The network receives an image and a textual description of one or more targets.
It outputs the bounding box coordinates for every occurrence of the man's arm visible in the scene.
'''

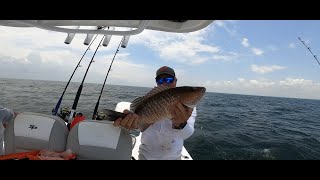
[169,101,197,140]
[171,108,196,140]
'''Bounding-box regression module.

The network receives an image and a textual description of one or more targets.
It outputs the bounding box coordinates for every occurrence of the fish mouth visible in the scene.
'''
[195,87,206,97]
[192,87,206,94]
[199,87,206,93]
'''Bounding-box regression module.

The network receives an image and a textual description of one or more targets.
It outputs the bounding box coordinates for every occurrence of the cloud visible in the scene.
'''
[251,48,264,56]
[239,37,264,56]
[0,25,137,82]
[0,22,238,72]
[251,64,286,74]
[205,78,276,90]
[279,78,313,87]
[0,26,125,60]
[203,77,320,100]
[80,53,158,87]
[130,22,244,64]
[241,38,250,47]
[248,79,275,88]
[39,50,80,66]
[130,25,221,65]
[214,21,225,27]
[212,20,238,35]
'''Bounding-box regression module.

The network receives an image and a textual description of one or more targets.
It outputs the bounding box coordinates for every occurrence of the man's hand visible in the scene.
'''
[169,100,193,127]
[113,109,139,130]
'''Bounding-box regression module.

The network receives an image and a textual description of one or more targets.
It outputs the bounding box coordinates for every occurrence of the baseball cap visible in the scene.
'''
[156,66,175,79]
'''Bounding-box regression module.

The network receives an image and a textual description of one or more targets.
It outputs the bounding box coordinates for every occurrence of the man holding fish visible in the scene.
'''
[113,66,206,160]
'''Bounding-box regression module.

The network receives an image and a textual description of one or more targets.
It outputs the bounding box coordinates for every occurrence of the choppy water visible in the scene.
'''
[1,78,320,160]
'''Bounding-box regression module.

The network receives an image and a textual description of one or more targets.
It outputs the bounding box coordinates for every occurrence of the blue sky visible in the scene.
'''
[1,20,320,100]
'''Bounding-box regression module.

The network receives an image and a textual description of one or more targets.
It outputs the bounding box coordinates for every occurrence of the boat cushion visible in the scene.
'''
[4,112,68,154]
[66,120,132,160]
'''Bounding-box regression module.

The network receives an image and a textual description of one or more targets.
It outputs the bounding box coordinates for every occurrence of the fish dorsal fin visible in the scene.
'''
[130,86,170,112]
[144,85,170,99]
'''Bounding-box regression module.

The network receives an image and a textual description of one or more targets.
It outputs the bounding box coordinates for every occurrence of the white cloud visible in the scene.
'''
[251,48,264,56]
[0,22,236,71]
[205,78,276,90]
[239,37,264,56]
[159,40,219,64]
[78,52,157,87]
[214,21,225,27]
[212,20,238,36]
[279,78,313,87]
[241,38,250,47]
[203,77,320,100]
[248,79,275,88]
[130,26,221,65]
[39,50,80,65]
[251,64,287,74]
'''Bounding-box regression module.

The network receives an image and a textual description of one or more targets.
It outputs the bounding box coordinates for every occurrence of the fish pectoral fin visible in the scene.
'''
[138,123,153,132]
[102,109,127,121]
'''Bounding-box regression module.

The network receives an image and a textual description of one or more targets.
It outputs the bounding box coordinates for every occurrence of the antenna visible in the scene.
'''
[298,37,320,67]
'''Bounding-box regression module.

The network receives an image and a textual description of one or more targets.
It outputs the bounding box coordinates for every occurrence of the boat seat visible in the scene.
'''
[4,112,68,154]
[66,120,132,160]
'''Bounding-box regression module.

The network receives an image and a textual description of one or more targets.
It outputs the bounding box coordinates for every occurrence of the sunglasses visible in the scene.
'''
[156,77,175,85]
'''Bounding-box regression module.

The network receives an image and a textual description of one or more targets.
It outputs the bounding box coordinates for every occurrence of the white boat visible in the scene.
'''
[0,20,214,160]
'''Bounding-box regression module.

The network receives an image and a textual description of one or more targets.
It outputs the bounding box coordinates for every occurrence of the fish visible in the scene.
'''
[102,86,206,132]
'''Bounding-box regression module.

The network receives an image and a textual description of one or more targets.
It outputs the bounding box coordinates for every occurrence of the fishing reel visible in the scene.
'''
[58,106,70,122]
[95,110,106,120]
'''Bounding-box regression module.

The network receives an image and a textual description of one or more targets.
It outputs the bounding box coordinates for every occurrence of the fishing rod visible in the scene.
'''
[298,37,320,67]
[52,34,99,116]
[92,37,124,119]
[68,35,106,123]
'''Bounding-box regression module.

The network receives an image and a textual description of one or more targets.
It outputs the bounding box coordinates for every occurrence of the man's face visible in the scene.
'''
[156,74,177,88]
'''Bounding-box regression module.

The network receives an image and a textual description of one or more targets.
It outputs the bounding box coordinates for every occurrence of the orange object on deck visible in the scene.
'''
[0,150,39,160]
[0,150,76,160]
[70,113,86,129]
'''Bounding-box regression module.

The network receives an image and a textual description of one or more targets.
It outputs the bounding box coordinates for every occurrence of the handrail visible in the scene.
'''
[8,20,149,36]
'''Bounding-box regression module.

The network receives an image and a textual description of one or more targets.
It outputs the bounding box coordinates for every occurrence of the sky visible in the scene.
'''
[1,20,320,100]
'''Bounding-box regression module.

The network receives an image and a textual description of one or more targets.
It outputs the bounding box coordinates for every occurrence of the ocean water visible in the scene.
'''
[1,78,320,160]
